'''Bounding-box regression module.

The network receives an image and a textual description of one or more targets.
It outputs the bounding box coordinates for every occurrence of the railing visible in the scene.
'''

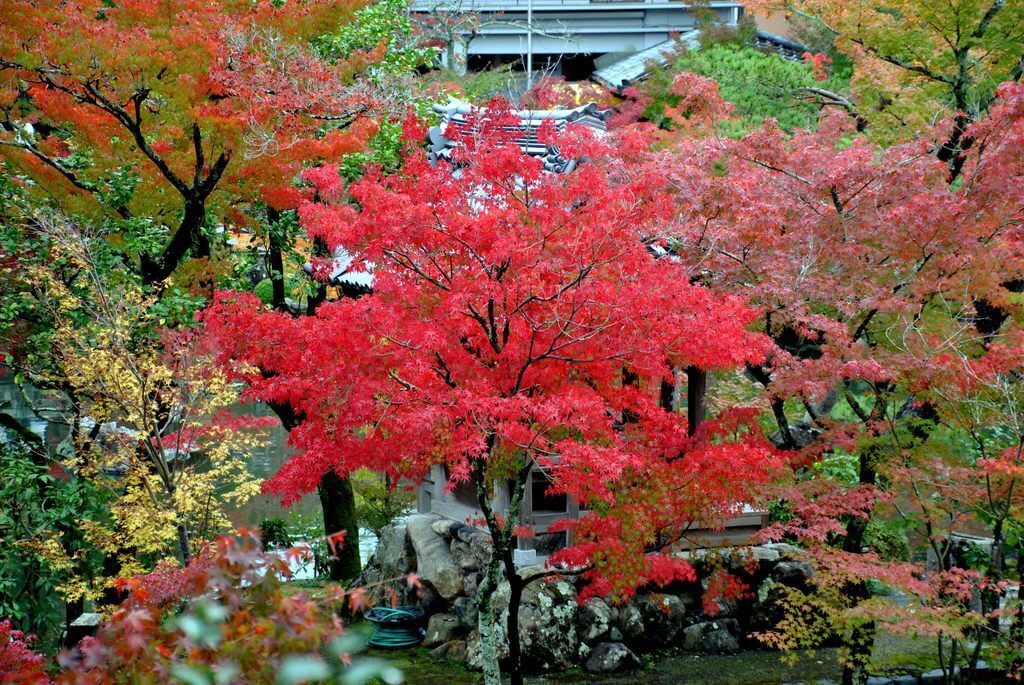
[411,0,741,11]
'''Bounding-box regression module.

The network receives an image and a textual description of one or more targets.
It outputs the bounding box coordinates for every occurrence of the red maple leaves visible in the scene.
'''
[204,104,781,598]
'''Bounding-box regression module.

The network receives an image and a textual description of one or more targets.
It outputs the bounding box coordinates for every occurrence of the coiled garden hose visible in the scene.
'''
[365,606,426,648]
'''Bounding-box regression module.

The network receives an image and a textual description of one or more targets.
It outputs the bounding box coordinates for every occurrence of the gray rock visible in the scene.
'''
[583,642,641,674]
[423,613,460,648]
[700,628,739,654]
[452,523,482,543]
[764,542,803,558]
[428,638,468,662]
[446,639,468,663]
[682,622,703,651]
[771,560,815,587]
[512,578,580,671]
[374,523,413,577]
[730,545,780,567]
[431,519,461,538]
[609,626,623,641]
[452,596,479,630]
[576,598,613,643]
[469,575,584,672]
[634,594,687,646]
[450,539,479,571]
[616,603,645,644]
[434,563,465,601]
[920,667,958,684]
[682,619,740,652]
[406,514,454,586]
[464,571,482,596]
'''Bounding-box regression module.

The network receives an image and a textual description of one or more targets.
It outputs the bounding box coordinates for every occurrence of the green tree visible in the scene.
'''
[638,44,851,134]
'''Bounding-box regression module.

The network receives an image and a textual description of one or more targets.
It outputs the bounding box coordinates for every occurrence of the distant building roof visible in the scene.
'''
[427,100,611,173]
[591,30,810,93]
[315,102,612,298]
[304,246,374,297]
[752,30,808,61]
[591,32,698,92]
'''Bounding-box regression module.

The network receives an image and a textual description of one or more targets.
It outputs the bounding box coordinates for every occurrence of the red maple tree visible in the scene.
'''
[0,0,380,286]
[204,102,781,684]
[643,82,1024,683]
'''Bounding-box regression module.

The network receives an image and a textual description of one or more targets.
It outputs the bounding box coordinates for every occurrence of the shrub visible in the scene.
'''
[258,518,293,551]
[54,531,402,685]
[0,620,47,684]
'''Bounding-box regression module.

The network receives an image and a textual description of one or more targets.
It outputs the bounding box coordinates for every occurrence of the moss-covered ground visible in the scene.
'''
[370,630,948,684]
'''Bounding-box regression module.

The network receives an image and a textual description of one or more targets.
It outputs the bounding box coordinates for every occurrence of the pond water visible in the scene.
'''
[0,375,379,565]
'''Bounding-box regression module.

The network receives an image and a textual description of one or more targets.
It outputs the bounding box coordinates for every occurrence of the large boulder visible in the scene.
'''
[513,576,581,671]
[583,642,641,674]
[405,514,455,587]
[452,596,479,630]
[633,594,689,646]
[771,559,815,588]
[701,628,740,654]
[434,563,465,601]
[467,574,582,672]
[423,613,461,648]
[615,603,645,644]
[451,539,480,571]
[682,619,740,653]
[349,523,418,608]
[375,522,413,577]
[576,598,613,644]
[429,639,468,663]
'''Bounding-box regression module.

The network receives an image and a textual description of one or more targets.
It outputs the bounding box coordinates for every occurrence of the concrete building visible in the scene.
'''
[412,0,744,79]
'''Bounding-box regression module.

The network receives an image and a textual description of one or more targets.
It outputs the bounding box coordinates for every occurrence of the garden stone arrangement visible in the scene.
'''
[354,514,814,674]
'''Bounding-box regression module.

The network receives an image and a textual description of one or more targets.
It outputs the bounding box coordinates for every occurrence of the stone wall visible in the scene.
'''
[353,513,814,674]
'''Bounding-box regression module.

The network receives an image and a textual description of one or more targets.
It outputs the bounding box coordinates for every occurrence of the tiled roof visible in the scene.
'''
[752,31,808,61]
[591,32,698,92]
[591,30,810,93]
[304,246,374,296]
[427,101,611,173]
[316,102,612,297]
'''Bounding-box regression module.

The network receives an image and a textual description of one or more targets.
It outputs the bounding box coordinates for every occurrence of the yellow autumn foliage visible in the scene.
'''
[21,211,265,591]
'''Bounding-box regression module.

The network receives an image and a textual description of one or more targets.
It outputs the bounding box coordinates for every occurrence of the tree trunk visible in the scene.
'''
[176,521,191,565]
[685,366,706,436]
[476,549,506,685]
[472,442,531,685]
[267,207,288,312]
[1010,540,1024,675]
[318,469,361,582]
[140,198,207,287]
[841,445,878,685]
[500,469,530,685]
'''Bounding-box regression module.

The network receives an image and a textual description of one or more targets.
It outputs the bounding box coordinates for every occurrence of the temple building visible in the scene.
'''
[411,0,744,79]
